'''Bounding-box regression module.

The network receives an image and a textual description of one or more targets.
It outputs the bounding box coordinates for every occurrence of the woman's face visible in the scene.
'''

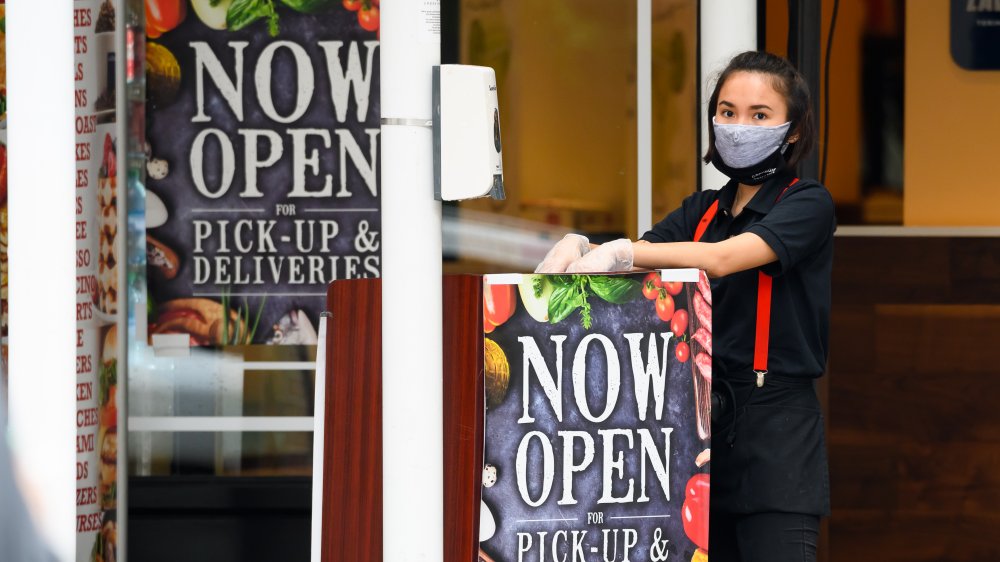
[714,71,790,127]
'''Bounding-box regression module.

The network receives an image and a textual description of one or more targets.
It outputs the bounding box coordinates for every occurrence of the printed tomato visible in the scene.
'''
[686,472,709,499]
[663,280,683,296]
[145,0,186,38]
[484,284,516,328]
[358,4,379,31]
[655,292,674,322]
[483,314,495,334]
[675,340,690,362]
[101,386,118,428]
[682,474,710,550]
[343,0,361,10]
[642,272,661,300]
[670,309,688,337]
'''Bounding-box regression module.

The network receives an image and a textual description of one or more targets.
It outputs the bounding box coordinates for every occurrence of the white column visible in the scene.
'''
[700,0,757,190]
[6,0,77,560]
[379,1,443,561]
[636,0,652,235]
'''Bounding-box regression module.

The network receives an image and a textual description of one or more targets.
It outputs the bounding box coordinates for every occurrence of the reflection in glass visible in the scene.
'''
[448,0,698,273]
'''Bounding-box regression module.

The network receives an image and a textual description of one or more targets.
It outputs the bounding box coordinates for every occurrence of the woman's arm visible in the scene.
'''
[631,232,778,278]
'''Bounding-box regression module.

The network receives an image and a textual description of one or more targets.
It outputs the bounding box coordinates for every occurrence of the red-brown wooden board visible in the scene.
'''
[443,275,485,562]
[323,278,383,561]
[323,276,485,562]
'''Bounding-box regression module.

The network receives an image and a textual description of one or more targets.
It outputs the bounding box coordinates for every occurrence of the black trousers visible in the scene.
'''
[708,511,819,562]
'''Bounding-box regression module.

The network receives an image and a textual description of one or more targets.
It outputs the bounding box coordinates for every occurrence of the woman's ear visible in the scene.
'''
[787,129,800,143]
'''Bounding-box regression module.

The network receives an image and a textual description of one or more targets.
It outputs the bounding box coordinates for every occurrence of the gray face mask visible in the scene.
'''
[712,117,792,168]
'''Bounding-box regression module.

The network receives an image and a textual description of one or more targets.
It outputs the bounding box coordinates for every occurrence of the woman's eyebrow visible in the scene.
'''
[750,104,773,110]
[718,100,735,107]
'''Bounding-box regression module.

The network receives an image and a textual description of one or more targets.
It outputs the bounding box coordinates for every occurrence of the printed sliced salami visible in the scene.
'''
[695,352,712,382]
[697,270,712,306]
[692,327,712,356]
[693,290,712,334]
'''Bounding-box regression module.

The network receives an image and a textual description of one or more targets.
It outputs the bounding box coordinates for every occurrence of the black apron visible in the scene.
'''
[711,371,830,515]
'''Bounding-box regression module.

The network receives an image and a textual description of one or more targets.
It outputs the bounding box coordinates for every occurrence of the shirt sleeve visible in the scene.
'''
[745,182,836,276]
[640,191,716,243]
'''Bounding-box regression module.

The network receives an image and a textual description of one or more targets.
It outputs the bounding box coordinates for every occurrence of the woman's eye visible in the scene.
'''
[753,112,768,120]
[720,110,734,118]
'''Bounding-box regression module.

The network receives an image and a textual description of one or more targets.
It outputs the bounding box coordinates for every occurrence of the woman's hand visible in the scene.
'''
[535,234,591,273]
[566,239,634,273]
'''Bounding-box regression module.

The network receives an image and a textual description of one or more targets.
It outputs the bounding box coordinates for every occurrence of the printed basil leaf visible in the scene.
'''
[99,359,117,404]
[550,275,575,288]
[226,0,263,30]
[548,285,584,325]
[579,299,592,329]
[280,0,338,13]
[266,12,280,37]
[589,276,642,304]
[227,0,279,35]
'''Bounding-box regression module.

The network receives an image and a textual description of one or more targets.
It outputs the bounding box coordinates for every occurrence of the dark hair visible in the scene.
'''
[702,51,816,169]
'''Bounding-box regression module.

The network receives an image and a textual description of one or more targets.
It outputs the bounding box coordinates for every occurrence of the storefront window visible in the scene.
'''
[763,0,905,225]
[126,0,382,477]
[447,0,699,272]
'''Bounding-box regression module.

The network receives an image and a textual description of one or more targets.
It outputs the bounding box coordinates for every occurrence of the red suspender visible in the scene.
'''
[692,200,719,243]
[775,179,799,202]
[693,178,798,385]
[753,271,773,376]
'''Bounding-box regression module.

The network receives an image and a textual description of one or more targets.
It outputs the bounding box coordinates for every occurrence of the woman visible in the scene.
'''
[537,51,834,561]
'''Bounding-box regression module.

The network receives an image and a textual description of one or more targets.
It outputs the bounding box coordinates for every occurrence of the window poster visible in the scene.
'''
[74,0,120,560]
[144,0,381,347]
[480,271,711,562]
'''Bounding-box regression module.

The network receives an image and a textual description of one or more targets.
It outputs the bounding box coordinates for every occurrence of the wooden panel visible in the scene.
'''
[832,238,951,303]
[828,304,876,373]
[443,275,485,562]
[323,279,383,561]
[833,237,1000,304]
[830,442,1000,513]
[951,239,1000,300]
[829,236,1000,562]
[874,305,1000,376]
[321,277,485,562]
[829,511,1000,562]
[830,372,1000,444]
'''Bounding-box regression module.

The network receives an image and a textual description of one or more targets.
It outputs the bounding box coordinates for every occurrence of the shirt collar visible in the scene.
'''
[716,179,739,213]
[719,170,798,216]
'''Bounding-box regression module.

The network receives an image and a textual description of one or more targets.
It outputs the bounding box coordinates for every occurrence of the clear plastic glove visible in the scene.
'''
[566,238,634,273]
[535,234,591,273]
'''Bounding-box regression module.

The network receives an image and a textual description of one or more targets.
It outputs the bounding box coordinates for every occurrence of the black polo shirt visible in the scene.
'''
[640,171,835,378]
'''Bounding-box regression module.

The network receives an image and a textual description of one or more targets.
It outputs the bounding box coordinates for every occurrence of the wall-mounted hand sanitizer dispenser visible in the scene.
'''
[433,64,505,201]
